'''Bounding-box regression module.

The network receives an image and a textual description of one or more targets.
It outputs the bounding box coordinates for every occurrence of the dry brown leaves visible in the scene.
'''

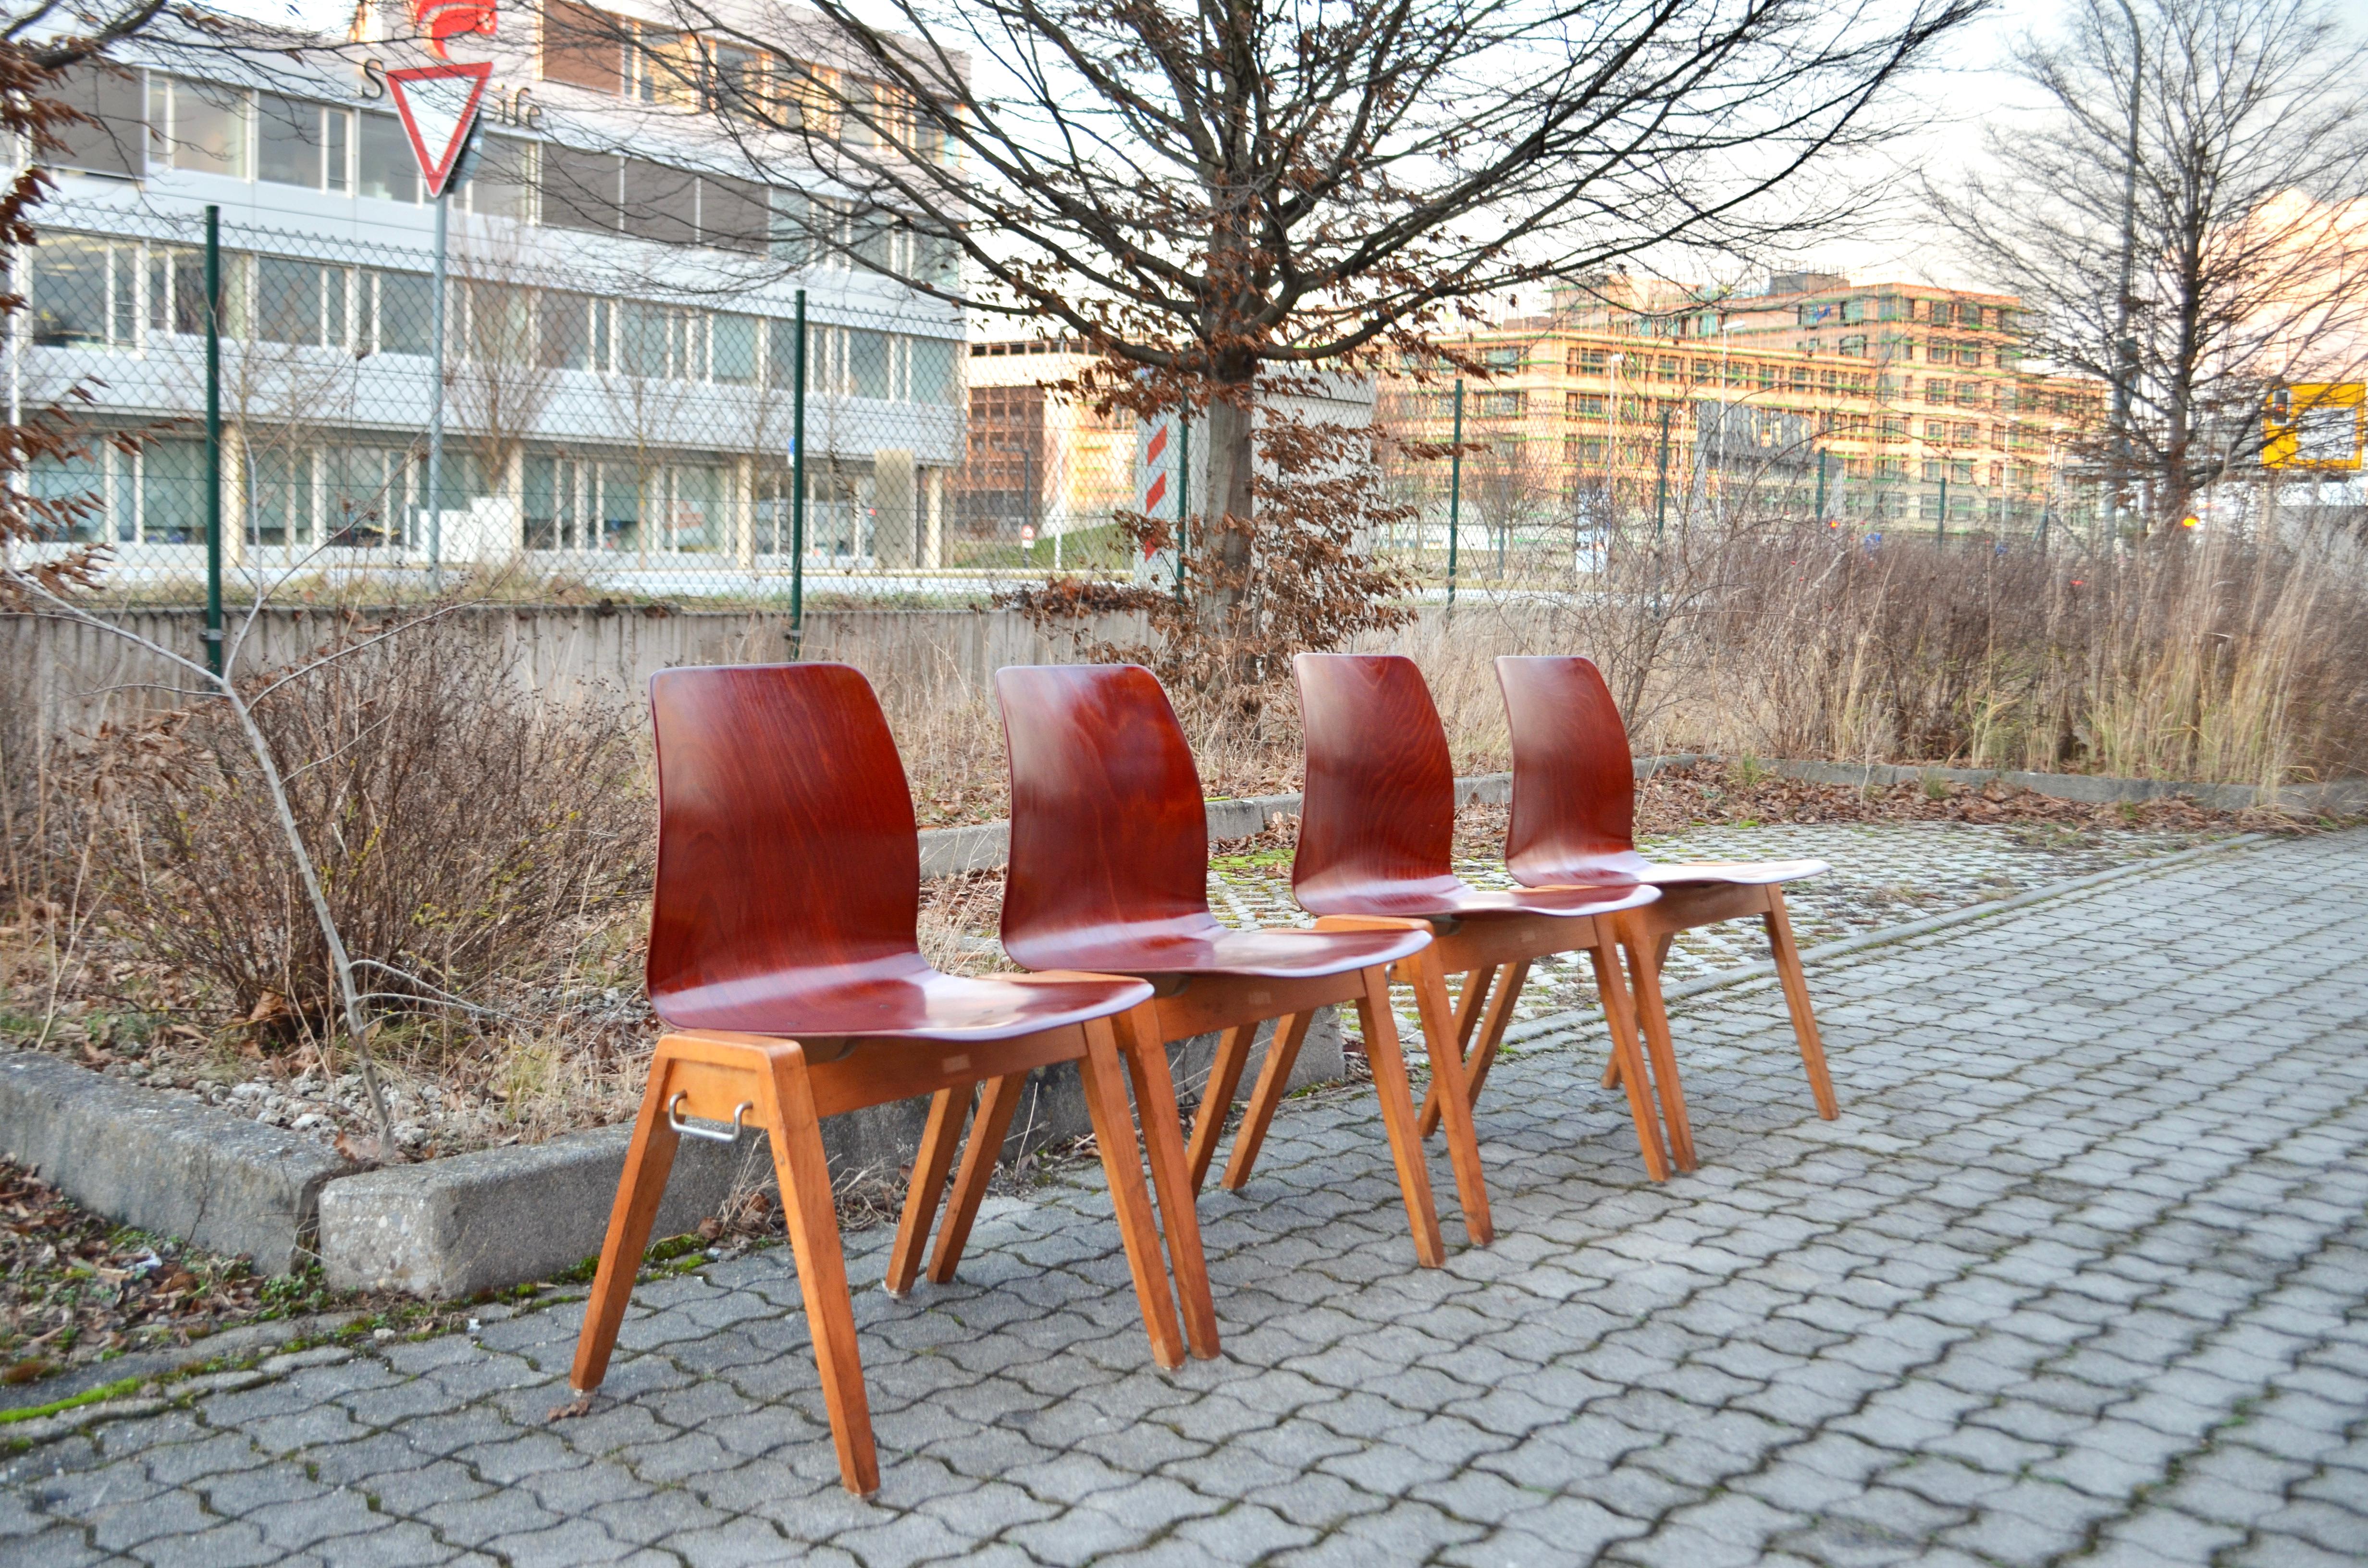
[0,1159,278,1383]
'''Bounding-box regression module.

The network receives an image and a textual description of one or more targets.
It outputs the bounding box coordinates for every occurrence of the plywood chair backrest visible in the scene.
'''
[1290,652,1461,913]
[1497,655,1645,884]
[996,663,1219,967]
[646,662,926,1023]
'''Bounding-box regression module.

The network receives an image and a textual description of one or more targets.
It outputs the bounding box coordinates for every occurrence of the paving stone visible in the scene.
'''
[7,829,2365,1566]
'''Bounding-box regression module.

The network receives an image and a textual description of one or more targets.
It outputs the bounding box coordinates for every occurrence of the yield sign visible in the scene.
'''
[386,62,493,198]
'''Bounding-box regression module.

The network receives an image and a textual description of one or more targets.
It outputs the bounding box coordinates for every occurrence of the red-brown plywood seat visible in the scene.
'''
[902,662,1485,1293]
[569,662,1205,1497]
[1276,652,1680,1182]
[1496,654,1840,1167]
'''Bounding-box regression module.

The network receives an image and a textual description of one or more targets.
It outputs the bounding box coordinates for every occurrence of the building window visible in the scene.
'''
[1476,391,1524,416]
[28,236,140,349]
[1482,346,1522,372]
[357,111,420,202]
[460,134,536,220]
[257,94,350,192]
[49,64,146,179]
[1567,392,1604,416]
[1838,335,1865,357]
[149,77,249,180]
[543,0,626,92]
[253,257,350,349]
[712,312,758,383]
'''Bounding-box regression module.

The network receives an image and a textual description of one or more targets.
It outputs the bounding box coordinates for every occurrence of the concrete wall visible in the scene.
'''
[1,605,1153,747]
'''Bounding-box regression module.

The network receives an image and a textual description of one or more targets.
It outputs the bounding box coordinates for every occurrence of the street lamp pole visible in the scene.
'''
[2109,0,2144,533]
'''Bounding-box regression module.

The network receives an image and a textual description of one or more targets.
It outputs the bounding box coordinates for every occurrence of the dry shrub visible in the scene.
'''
[1374,516,2368,790]
[83,619,649,1032]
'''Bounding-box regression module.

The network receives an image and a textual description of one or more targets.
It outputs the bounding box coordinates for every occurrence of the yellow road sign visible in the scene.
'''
[2263,383,2364,470]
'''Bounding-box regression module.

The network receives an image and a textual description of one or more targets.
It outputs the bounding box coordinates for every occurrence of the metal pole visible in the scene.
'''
[425,189,450,593]
[1936,475,1948,546]
[790,289,807,650]
[1653,402,1672,539]
[1446,379,1463,606]
[203,205,223,675]
[2110,0,2143,533]
[1813,449,1828,524]
[1175,414,1189,604]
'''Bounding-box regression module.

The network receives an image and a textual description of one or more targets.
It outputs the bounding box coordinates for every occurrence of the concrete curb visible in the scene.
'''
[1499,832,2276,1046]
[0,1053,350,1274]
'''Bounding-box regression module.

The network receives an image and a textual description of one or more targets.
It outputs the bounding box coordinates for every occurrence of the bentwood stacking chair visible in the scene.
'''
[895,664,1481,1322]
[569,663,1205,1496]
[1252,652,1679,1185]
[1496,655,1838,1170]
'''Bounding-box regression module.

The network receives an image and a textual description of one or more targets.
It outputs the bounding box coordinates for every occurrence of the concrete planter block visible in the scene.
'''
[0,1053,349,1274]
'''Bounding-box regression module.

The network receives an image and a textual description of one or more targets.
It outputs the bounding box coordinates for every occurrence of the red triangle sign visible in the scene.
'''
[386,62,493,198]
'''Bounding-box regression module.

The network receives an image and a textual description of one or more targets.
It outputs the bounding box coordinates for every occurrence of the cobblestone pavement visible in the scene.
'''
[1212,820,2231,1033]
[6,829,2363,1567]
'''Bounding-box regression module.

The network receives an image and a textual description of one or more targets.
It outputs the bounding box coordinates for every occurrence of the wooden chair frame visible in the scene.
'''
[892,924,1492,1349]
[1487,652,1838,1173]
[1217,910,1678,1189]
[569,996,1197,1497]
[1602,886,1836,1172]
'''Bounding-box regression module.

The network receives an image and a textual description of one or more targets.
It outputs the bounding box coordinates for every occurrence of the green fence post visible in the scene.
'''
[1936,476,1947,546]
[1813,449,1827,524]
[1446,379,1463,607]
[790,288,806,655]
[202,205,222,676]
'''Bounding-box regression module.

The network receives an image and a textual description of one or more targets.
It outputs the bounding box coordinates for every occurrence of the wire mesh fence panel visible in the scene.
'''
[8,210,1022,609]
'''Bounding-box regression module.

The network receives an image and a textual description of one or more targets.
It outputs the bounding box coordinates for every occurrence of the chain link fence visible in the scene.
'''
[9,209,1052,610]
[12,208,2120,620]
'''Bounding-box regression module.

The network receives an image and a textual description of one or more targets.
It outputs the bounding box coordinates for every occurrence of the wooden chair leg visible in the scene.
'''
[884,1085,968,1298]
[1587,940,1671,1182]
[927,1070,1027,1285]
[1619,915,1698,1173]
[1075,1017,1186,1372]
[1114,1003,1220,1360]
[1219,1010,1313,1192]
[757,1046,877,1496]
[1183,1022,1258,1194]
[1459,959,1530,1113]
[1603,933,1677,1086]
[569,1048,687,1399]
[1350,966,1447,1267]
[1416,965,1498,1139]
[1403,952,1494,1248]
[1764,887,1839,1119]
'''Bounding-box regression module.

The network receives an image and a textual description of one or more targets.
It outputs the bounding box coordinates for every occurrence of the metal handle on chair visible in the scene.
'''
[667,1093,753,1143]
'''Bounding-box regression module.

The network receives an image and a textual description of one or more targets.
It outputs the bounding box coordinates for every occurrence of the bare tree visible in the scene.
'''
[1937,0,2368,532]
[543,0,1981,638]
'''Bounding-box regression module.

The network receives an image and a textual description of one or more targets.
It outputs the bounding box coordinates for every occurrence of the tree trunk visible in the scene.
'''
[1197,388,1258,642]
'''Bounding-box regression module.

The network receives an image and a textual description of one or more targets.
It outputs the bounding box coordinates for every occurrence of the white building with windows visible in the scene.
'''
[16,0,967,590]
